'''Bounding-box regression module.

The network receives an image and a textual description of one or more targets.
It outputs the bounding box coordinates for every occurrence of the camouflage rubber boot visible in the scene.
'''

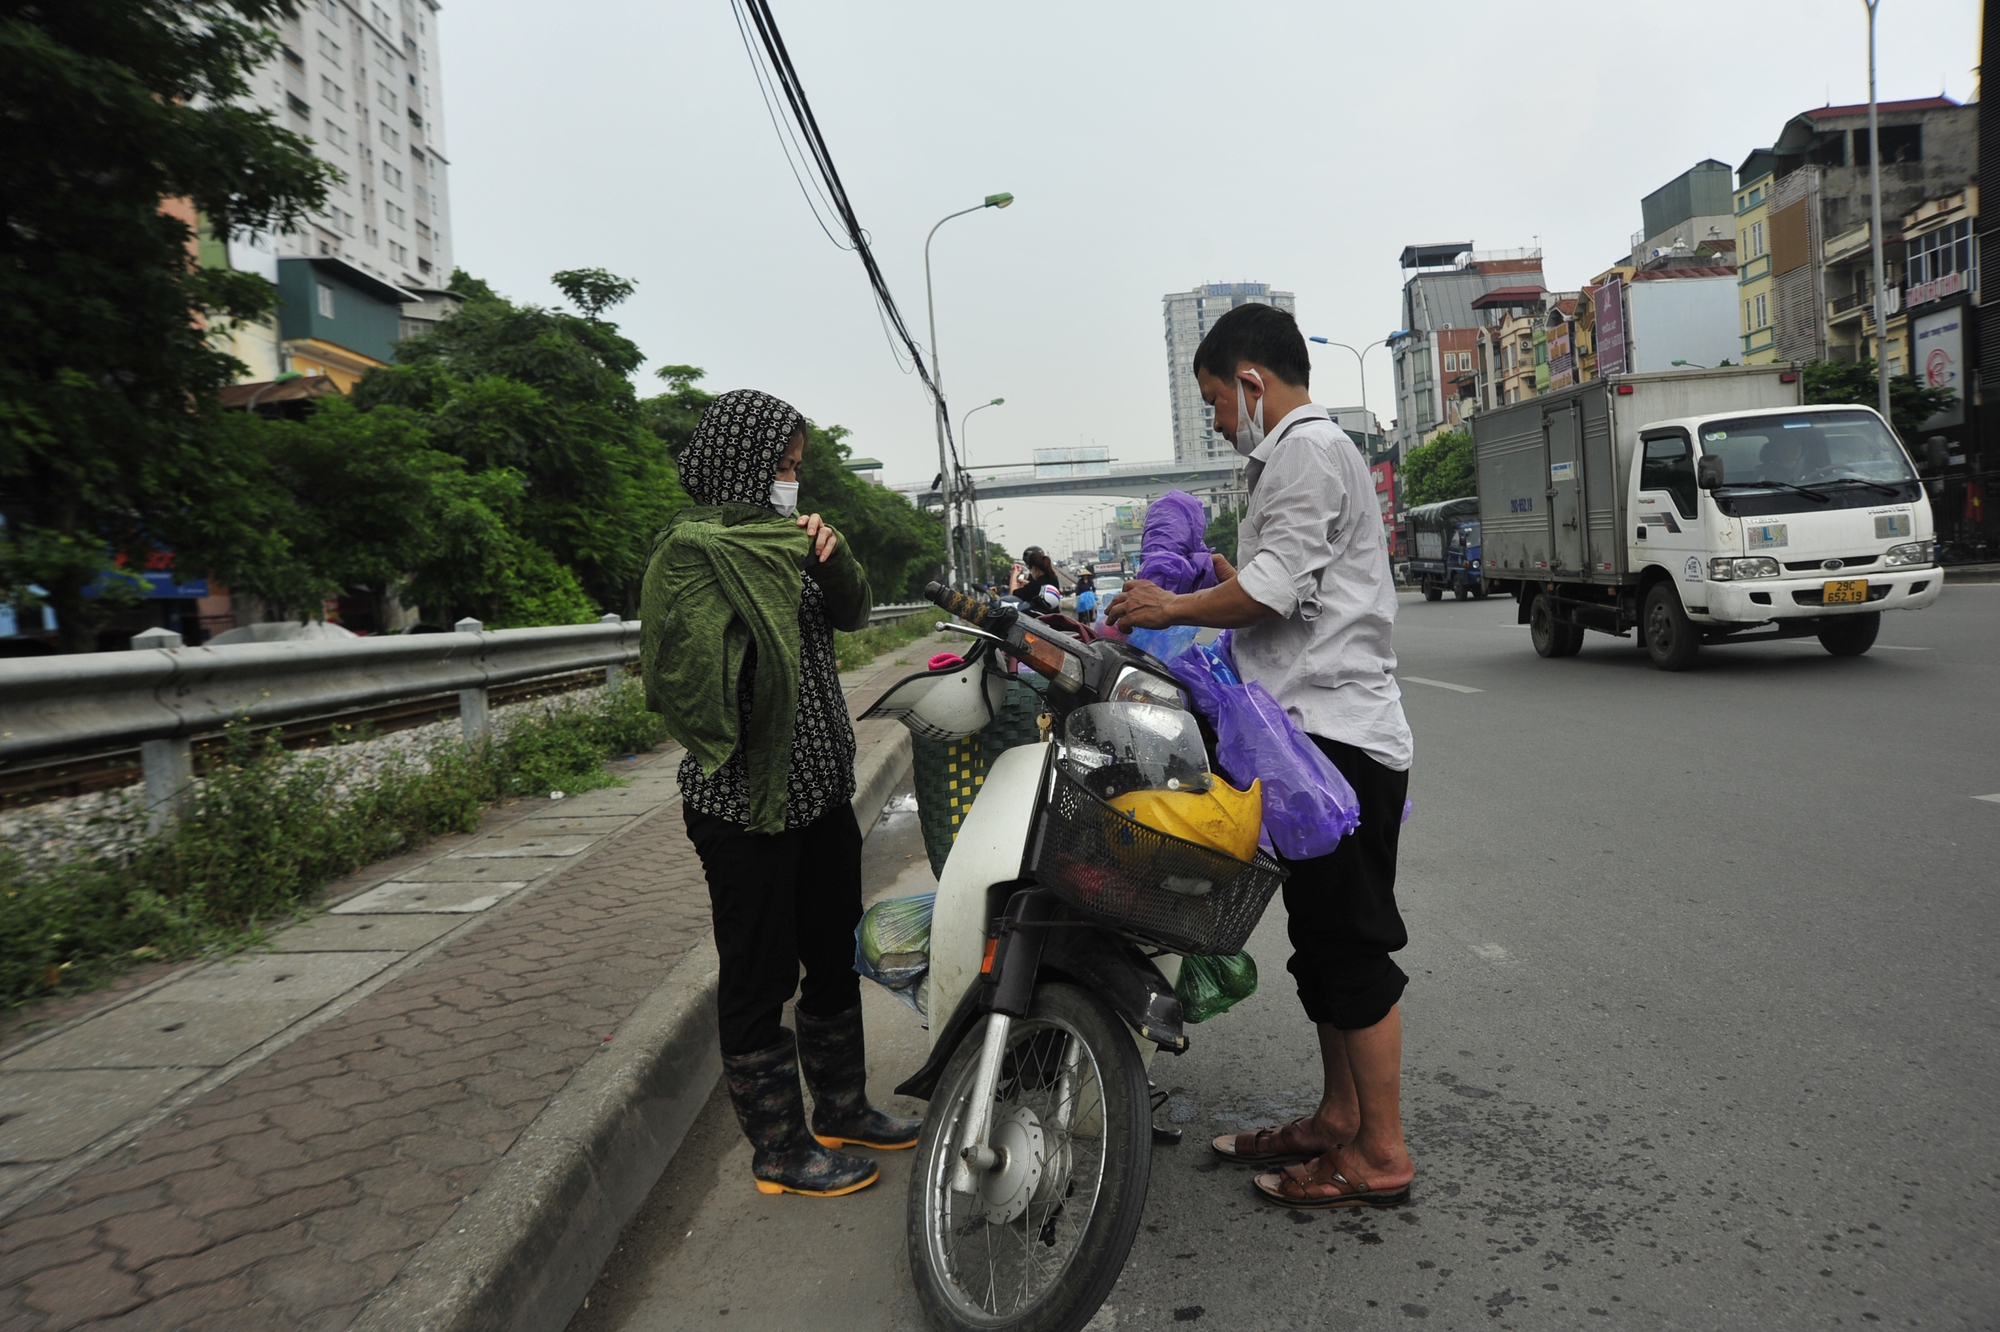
[722,1030,880,1196]
[796,1004,924,1150]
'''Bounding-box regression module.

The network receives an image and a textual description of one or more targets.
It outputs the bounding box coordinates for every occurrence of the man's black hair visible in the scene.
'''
[1192,302,1311,389]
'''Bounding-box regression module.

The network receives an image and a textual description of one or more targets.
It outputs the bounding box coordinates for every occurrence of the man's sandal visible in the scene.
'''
[1209,1117,1324,1165]
[1251,1161,1412,1210]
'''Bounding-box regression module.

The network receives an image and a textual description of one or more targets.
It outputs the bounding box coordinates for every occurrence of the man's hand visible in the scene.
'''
[1105,578,1178,631]
[797,513,838,565]
[1211,551,1238,582]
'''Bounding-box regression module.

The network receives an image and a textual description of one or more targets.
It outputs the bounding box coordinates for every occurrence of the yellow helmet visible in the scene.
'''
[1110,777,1263,863]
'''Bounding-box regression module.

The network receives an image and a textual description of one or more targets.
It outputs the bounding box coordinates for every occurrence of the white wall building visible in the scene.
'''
[219,0,455,382]
[263,0,452,285]
[1162,283,1296,463]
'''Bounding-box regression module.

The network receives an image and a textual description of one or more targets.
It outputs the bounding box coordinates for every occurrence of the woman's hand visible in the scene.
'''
[797,512,838,565]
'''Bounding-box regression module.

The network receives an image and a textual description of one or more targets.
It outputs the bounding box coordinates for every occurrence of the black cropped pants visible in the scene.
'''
[1277,736,1411,1032]
[683,802,864,1057]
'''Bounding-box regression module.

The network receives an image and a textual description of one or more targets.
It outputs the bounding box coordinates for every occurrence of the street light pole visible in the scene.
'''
[1308,336,1390,440]
[959,397,1004,590]
[925,192,1014,588]
[1864,0,1892,421]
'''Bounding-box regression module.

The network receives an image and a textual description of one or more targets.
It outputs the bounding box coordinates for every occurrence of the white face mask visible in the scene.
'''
[1232,370,1266,457]
[769,480,800,517]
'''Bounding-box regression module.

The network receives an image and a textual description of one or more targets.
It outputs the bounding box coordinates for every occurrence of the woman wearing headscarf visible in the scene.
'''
[640,389,918,1198]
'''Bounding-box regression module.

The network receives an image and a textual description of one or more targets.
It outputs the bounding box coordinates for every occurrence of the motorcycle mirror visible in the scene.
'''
[1696,455,1726,490]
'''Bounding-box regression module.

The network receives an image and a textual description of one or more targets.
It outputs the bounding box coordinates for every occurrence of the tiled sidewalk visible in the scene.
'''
[0,635,948,1331]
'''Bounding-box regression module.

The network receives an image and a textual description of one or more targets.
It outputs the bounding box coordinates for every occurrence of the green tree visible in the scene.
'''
[354,268,687,618]
[1398,427,1476,506]
[639,364,715,457]
[1203,506,1242,565]
[796,421,946,600]
[1801,358,1957,445]
[0,0,335,649]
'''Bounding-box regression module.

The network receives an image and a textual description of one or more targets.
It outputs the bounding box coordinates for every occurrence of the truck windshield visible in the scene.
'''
[1698,410,1918,515]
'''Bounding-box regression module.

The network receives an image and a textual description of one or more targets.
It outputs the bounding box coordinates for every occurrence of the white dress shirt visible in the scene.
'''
[1231,404,1414,772]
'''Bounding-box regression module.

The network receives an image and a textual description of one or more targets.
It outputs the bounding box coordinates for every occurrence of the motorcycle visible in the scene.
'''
[862,583,1288,1332]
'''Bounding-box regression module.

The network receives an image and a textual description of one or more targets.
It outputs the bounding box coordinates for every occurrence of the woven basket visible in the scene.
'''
[909,676,1047,877]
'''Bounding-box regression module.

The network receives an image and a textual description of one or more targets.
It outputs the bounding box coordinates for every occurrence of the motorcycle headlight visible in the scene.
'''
[1708,557,1781,581]
[1111,665,1186,711]
[1882,541,1932,568]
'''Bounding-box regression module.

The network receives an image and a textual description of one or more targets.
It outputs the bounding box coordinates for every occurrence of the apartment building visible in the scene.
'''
[214,0,456,387]
[1388,242,1544,456]
[1750,98,1975,374]
[1735,165,1778,363]
[1163,282,1296,463]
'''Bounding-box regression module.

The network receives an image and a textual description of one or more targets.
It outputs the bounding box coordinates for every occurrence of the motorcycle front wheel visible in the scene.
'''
[907,982,1151,1332]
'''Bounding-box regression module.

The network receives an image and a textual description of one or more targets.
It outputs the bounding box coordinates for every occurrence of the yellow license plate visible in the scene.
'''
[1822,579,1869,604]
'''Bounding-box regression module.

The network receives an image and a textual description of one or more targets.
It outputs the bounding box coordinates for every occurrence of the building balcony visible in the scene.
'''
[1828,286,1900,327]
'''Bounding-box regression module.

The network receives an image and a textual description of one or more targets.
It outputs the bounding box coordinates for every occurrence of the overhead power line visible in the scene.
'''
[726,0,960,469]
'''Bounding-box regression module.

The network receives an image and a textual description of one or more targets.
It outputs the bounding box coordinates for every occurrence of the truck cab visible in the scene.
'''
[1407,497,1486,601]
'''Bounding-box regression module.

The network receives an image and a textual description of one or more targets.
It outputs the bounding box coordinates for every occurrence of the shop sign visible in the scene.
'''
[1594,279,1628,376]
[1912,308,1964,429]
[1904,271,1963,309]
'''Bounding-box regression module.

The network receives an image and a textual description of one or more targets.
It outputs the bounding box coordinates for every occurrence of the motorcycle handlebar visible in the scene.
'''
[923,581,1014,630]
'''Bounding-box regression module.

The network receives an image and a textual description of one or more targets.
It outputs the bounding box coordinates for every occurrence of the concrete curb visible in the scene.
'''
[353,728,917,1332]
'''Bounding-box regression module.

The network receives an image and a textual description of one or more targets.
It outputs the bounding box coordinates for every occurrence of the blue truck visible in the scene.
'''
[1407,497,1487,601]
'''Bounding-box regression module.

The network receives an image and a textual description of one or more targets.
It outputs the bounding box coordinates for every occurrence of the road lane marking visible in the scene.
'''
[1470,943,1514,965]
[1403,676,1483,694]
[1975,794,2000,804]
[1873,645,1929,651]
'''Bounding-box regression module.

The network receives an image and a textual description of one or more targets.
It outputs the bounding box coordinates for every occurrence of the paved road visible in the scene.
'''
[578,585,2000,1331]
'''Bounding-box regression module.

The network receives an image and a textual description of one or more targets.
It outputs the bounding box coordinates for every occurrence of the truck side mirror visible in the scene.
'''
[1925,437,1948,473]
[1696,455,1725,490]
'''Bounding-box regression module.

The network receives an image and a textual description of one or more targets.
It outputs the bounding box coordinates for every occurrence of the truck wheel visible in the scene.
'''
[1530,593,1584,658]
[1422,577,1442,602]
[1641,583,1700,671]
[1472,581,1490,600]
[1453,584,1469,601]
[1817,612,1880,657]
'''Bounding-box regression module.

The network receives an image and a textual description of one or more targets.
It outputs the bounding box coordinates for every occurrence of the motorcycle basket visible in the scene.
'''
[1026,764,1287,957]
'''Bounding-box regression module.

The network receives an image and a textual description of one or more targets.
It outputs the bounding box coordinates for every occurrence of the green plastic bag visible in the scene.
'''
[1174,951,1258,1023]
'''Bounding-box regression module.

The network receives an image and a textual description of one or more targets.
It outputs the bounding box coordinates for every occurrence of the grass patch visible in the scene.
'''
[834,612,936,672]
[0,680,668,1009]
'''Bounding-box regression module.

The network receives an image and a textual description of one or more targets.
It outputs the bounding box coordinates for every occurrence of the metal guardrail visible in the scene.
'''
[867,602,926,624]
[0,602,934,825]
[0,616,640,826]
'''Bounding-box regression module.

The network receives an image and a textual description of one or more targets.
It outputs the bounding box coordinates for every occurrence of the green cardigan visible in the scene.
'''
[638,504,870,833]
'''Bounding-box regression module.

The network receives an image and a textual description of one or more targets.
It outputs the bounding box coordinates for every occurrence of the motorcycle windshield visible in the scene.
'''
[1061,703,1212,800]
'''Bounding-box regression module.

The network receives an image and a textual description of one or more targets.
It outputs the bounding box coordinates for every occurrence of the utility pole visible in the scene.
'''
[1865,0,1893,422]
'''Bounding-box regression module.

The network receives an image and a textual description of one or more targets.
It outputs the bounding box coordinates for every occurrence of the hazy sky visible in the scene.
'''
[441,1,1979,555]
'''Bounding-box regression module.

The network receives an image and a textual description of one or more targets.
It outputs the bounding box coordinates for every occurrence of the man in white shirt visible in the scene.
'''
[1107,303,1416,1211]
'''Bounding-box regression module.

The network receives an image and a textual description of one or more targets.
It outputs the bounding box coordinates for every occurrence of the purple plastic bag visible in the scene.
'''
[1137,491,1218,595]
[1170,636,1360,859]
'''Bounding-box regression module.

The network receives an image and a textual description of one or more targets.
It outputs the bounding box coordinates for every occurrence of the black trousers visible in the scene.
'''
[1277,736,1412,1032]
[683,802,864,1057]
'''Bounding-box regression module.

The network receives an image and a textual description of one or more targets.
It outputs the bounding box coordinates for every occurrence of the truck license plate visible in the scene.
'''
[1823,579,1869,605]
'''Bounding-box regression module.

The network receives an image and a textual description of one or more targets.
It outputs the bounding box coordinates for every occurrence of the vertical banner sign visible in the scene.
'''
[1912,309,1964,428]
[1594,278,1627,377]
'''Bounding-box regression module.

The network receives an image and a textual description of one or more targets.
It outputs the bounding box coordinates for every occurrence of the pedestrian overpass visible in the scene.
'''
[899,457,1243,506]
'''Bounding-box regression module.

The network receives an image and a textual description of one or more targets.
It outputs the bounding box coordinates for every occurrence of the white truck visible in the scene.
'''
[1472,366,1945,670]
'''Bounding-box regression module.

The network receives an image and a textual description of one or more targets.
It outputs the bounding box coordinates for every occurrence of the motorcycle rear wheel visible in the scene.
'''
[907,982,1151,1332]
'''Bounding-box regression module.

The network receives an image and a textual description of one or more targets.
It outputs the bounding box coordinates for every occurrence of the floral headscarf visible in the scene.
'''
[677,389,804,508]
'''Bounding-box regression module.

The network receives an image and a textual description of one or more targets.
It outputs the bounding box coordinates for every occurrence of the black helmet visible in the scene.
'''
[1022,545,1045,560]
